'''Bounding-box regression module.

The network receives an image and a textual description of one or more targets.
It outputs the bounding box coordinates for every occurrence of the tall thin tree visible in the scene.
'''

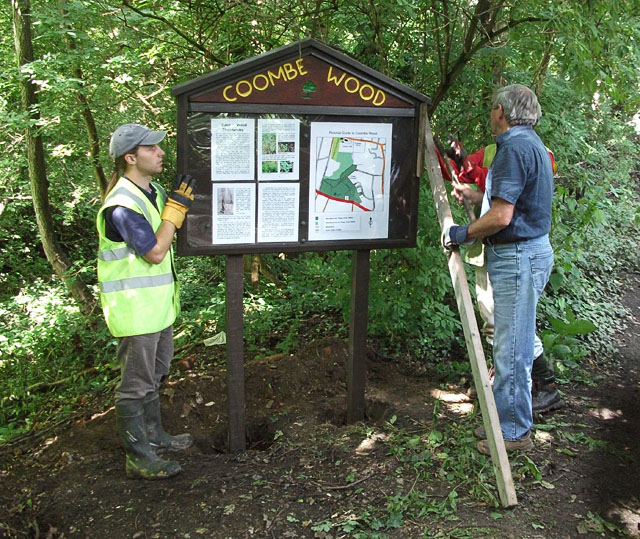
[11,0,96,314]
[58,0,108,197]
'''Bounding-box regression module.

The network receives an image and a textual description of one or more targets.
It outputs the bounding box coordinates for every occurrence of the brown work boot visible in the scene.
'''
[477,430,533,455]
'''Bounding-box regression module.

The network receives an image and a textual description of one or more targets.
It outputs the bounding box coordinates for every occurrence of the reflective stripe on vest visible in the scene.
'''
[107,186,153,223]
[99,272,174,293]
[98,245,135,262]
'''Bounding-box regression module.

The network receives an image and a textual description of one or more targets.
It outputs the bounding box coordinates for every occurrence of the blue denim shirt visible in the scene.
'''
[484,125,554,243]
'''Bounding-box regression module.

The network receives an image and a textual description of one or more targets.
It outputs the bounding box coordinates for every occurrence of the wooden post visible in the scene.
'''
[347,249,370,423]
[421,106,518,508]
[226,254,246,452]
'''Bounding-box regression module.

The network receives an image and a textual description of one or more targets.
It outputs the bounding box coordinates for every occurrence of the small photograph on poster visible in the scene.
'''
[216,187,235,215]
[308,122,392,241]
[257,183,300,243]
[211,118,255,181]
[258,119,300,181]
[212,183,256,244]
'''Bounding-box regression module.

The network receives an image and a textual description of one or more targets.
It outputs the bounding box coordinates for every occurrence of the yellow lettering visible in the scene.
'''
[373,89,386,106]
[283,62,298,80]
[223,85,237,102]
[359,84,375,101]
[236,80,252,98]
[222,61,386,104]
[327,66,346,86]
[344,76,360,94]
[296,58,307,76]
[267,66,286,86]
[253,73,270,91]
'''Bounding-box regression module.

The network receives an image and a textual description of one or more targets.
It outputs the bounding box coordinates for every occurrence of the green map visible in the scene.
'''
[314,135,387,212]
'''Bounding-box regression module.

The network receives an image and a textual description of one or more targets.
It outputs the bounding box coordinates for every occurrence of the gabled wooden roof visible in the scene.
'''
[171,38,430,107]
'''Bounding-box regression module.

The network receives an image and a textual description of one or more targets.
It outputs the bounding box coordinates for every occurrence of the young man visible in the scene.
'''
[97,123,197,479]
[443,85,555,454]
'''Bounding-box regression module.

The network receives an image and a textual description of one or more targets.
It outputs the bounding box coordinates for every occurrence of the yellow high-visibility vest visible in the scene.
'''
[483,144,498,168]
[96,177,179,337]
[484,143,557,174]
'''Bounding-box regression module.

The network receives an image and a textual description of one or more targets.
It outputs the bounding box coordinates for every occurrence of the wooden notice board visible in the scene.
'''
[171,38,430,256]
[170,39,430,454]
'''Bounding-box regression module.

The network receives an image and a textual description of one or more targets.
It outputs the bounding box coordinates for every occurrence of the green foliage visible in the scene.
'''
[1,0,639,445]
[535,82,640,374]
[541,307,597,382]
[0,280,114,442]
[171,256,227,353]
[367,189,464,358]
[576,511,624,536]
[309,418,503,536]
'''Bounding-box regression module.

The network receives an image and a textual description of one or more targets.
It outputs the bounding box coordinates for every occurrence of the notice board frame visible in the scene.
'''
[172,38,430,256]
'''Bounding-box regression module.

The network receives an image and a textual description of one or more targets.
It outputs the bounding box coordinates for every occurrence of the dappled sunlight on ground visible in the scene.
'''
[430,388,471,403]
[589,407,624,420]
[533,429,553,444]
[610,506,640,537]
[354,431,388,456]
[431,388,475,415]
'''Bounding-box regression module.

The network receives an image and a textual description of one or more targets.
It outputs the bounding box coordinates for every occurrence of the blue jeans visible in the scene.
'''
[487,235,553,441]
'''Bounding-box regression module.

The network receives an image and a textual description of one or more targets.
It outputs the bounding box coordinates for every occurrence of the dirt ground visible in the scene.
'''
[1,271,639,538]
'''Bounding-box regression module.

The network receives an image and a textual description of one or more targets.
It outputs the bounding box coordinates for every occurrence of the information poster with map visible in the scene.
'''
[308,122,392,241]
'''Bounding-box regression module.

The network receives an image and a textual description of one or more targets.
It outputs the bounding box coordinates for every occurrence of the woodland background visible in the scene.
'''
[2,0,640,446]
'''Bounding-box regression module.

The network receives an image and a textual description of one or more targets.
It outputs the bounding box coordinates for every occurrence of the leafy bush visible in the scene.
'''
[367,191,464,359]
[0,280,114,442]
[538,92,640,376]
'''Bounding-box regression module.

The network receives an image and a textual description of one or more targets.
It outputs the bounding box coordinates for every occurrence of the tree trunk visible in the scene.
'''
[12,0,96,315]
[532,33,555,97]
[58,0,108,197]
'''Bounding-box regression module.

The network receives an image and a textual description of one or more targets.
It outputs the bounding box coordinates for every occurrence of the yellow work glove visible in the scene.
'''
[161,174,197,229]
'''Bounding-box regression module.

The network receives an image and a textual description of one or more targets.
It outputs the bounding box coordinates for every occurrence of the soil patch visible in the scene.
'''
[1,274,639,538]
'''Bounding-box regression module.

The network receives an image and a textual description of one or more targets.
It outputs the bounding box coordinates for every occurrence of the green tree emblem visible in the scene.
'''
[302,80,318,99]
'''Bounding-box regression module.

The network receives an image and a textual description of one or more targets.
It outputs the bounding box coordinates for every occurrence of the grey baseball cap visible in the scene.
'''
[109,123,167,158]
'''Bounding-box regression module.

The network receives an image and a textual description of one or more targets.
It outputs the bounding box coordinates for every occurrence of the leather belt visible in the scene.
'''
[484,236,530,246]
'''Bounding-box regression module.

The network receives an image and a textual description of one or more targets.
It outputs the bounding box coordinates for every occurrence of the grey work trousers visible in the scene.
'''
[115,326,174,403]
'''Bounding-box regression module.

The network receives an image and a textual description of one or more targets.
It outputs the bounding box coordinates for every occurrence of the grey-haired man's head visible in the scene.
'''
[491,85,542,127]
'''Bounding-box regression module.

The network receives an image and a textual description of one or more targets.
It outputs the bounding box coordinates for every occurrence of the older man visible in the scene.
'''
[443,84,554,454]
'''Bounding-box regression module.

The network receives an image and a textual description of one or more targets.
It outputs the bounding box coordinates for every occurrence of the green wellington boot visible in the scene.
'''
[143,392,193,453]
[115,399,182,479]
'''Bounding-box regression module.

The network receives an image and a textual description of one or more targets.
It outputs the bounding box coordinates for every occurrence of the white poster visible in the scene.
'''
[308,122,392,241]
[258,119,300,181]
[212,183,256,244]
[257,183,300,243]
[211,118,255,181]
